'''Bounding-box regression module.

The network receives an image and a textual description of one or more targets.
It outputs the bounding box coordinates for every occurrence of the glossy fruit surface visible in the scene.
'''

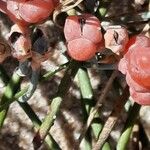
[7,0,25,25]
[6,0,56,25]
[126,73,149,93]
[19,0,54,23]
[67,38,97,61]
[125,34,150,52]
[128,46,150,89]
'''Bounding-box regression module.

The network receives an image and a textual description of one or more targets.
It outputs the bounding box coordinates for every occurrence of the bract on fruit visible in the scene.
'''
[104,26,129,55]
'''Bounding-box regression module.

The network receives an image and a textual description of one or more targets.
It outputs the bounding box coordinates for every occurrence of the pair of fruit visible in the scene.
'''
[64,14,103,61]
[1,0,59,26]
[64,14,129,61]
[118,35,150,105]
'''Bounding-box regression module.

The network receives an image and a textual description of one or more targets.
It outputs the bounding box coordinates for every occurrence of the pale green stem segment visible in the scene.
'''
[0,60,30,128]
[116,103,141,150]
[77,68,111,150]
[0,72,21,129]
[18,101,61,150]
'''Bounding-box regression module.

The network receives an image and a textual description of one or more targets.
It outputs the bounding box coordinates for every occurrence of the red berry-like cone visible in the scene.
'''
[64,14,102,44]
[67,38,97,61]
[19,0,54,23]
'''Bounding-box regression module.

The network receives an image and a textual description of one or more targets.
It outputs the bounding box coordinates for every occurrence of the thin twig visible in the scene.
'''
[92,86,129,150]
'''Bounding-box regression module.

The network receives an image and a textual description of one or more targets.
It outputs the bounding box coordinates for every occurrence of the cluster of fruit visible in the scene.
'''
[64,14,103,61]
[64,14,129,61]
[0,1,150,105]
[0,0,58,69]
[64,13,150,105]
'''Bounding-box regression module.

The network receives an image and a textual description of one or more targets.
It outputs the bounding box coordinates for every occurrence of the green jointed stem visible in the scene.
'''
[77,68,93,150]
[78,68,93,99]
[0,72,21,129]
[41,62,69,81]
[0,62,68,111]
[34,61,80,147]
[78,68,93,114]
[0,66,60,149]
[116,103,141,150]
[78,68,92,149]
[77,68,111,150]
[18,101,61,150]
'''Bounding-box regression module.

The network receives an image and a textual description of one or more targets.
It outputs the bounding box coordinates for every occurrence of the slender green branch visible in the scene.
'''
[116,103,141,150]
[78,71,118,145]
[77,68,93,114]
[0,72,21,129]
[77,68,111,150]
[33,60,80,149]
[93,86,129,150]
[40,62,69,81]
[77,68,93,150]
[0,62,68,111]
[0,66,60,149]
[18,101,61,150]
